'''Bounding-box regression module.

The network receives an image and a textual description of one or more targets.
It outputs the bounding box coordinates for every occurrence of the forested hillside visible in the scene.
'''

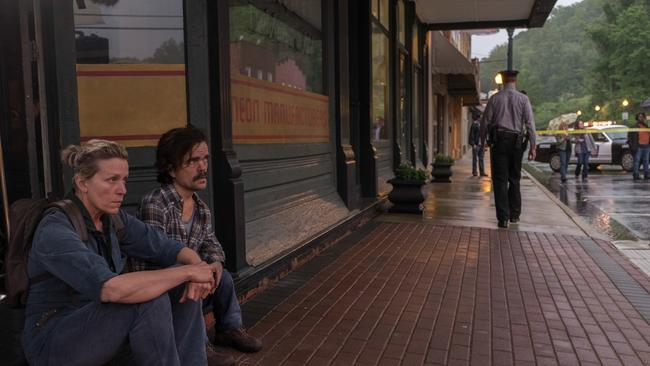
[478,0,650,129]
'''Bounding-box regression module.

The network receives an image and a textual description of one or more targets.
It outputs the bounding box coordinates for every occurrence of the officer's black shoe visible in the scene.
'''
[645,175,649,180]
[509,217,520,223]
[498,220,509,228]
[633,175,641,180]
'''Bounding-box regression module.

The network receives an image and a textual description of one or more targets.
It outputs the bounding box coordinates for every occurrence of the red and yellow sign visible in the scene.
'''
[76,64,186,147]
[76,65,329,147]
[231,74,329,144]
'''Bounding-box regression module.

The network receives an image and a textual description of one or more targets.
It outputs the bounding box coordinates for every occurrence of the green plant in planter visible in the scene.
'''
[395,163,427,182]
[389,164,427,213]
[431,154,454,183]
[433,154,455,164]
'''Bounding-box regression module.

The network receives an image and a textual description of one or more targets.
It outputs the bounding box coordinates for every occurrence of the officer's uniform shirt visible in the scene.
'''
[480,84,536,147]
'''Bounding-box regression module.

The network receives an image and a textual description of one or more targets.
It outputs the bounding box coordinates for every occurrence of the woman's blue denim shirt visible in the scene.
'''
[22,201,184,354]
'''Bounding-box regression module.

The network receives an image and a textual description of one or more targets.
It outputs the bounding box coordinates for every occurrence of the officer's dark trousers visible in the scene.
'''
[491,132,524,222]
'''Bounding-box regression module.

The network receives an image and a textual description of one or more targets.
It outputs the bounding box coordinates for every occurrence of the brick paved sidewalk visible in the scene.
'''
[227,222,650,365]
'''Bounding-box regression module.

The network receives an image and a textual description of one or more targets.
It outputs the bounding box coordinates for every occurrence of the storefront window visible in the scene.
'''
[413,68,420,158]
[229,1,327,145]
[73,0,186,147]
[412,23,419,63]
[230,3,323,94]
[399,53,407,158]
[379,0,389,29]
[371,23,389,142]
[397,0,405,46]
[371,0,389,30]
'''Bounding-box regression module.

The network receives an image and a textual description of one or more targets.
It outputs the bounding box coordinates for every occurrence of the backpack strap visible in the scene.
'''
[30,200,87,287]
[48,199,88,242]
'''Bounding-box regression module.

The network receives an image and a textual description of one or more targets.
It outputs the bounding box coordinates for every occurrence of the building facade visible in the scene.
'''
[0,0,556,295]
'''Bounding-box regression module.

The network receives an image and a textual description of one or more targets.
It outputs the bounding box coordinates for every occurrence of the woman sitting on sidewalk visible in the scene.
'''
[22,139,219,365]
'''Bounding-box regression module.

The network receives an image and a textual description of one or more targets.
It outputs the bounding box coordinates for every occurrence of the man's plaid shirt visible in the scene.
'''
[126,184,226,272]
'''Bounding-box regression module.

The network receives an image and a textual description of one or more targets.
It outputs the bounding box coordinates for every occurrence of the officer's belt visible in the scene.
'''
[497,129,522,136]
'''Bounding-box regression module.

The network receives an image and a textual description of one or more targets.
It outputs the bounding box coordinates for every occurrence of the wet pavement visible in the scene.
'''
[380,150,585,238]
[225,152,650,365]
[524,161,650,242]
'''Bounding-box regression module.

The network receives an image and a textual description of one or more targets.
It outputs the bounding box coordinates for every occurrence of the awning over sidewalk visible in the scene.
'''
[415,0,557,30]
[431,32,479,105]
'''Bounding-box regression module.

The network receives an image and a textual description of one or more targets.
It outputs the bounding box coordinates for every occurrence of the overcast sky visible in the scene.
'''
[471,0,582,59]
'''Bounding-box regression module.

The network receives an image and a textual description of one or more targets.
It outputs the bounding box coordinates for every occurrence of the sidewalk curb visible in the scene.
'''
[522,163,610,241]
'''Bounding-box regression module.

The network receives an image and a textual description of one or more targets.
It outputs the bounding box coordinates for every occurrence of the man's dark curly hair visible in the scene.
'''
[156,126,208,184]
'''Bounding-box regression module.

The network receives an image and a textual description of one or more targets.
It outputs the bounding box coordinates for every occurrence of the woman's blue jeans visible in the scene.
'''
[575,152,590,178]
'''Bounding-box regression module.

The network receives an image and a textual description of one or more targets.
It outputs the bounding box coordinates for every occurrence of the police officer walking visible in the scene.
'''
[481,70,537,228]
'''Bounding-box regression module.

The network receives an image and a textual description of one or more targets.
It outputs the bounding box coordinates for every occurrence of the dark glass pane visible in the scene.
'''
[372,24,389,141]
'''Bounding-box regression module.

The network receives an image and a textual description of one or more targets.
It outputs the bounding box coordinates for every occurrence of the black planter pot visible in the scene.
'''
[431,162,453,183]
[387,178,426,214]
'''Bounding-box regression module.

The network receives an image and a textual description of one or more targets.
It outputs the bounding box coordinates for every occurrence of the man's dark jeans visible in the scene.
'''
[204,270,243,333]
[633,144,650,178]
[491,132,523,222]
[23,285,207,366]
[472,146,485,175]
[559,148,571,180]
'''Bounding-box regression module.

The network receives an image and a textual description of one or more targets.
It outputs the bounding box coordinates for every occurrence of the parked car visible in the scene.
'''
[535,124,634,172]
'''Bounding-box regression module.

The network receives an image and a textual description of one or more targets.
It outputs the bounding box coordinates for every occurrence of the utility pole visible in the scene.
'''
[506,27,514,70]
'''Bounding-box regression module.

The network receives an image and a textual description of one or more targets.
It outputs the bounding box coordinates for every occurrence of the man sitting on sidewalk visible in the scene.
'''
[128,126,262,366]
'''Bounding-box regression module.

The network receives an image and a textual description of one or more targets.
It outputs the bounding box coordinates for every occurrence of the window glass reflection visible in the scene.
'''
[74,0,184,64]
[372,0,379,20]
[379,0,389,29]
[413,68,420,154]
[229,2,323,94]
[412,23,419,63]
[372,24,389,141]
[399,53,407,155]
[229,1,327,145]
[397,0,405,46]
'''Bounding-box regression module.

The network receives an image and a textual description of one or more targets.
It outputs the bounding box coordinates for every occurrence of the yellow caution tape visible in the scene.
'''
[536,127,650,135]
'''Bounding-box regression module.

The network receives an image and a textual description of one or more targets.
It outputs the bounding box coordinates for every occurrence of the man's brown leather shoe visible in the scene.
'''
[206,343,236,366]
[215,328,263,353]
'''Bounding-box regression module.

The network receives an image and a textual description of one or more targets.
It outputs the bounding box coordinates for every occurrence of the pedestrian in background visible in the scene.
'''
[468,112,487,177]
[628,112,650,180]
[555,121,571,183]
[573,119,596,180]
[480,70,537,229]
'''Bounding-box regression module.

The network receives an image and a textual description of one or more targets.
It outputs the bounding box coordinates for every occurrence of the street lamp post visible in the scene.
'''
[506,28,514,70]
[622,99,630,123]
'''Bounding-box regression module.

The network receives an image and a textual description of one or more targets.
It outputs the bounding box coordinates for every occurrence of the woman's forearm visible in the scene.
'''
[100,266,190,303]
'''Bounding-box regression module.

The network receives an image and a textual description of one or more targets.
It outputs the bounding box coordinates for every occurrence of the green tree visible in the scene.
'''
[588,0,650,118]
[478,0,603,128]
[146,38,185,64]
[229,5,323,93]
